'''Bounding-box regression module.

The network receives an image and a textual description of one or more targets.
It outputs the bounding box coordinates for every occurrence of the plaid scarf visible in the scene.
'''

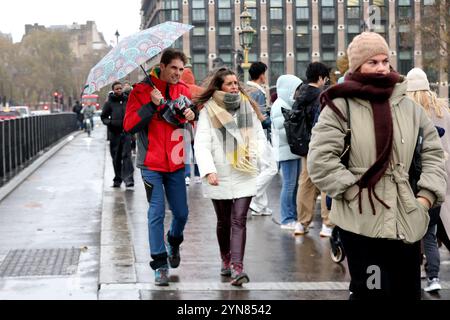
[206,91,258,174]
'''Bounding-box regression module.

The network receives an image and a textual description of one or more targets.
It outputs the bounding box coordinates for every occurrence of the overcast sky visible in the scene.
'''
[0,0,141,44]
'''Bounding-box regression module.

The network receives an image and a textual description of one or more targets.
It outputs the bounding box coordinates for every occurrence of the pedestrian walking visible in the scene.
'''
[307,32,446,300]
[270,75,303,230]
[406,67,450,293]
[180,68,203,185]
[292,62,333,237]
[123,48,197,286]
[72,100,83,130]
[80,103,95,134]
[194,67,266,286]
[122,81,137,155]
[246,62,277,216]
[246,62,271,134]
[100,81,134,189]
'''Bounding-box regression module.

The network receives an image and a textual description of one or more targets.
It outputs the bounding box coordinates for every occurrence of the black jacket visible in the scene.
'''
[292,84,321,127]
[72,103,83,121]
[101,93,128,134]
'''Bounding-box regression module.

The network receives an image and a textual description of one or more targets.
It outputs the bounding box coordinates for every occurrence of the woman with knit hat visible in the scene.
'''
[406,67,450,293]
[194,68,266,286]
[307,32,446,299]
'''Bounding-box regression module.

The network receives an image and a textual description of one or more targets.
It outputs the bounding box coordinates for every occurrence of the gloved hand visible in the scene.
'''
[435,126,445,138]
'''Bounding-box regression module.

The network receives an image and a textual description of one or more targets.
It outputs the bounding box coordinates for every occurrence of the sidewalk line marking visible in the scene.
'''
[100,281,350,291]
[99,280,450,291]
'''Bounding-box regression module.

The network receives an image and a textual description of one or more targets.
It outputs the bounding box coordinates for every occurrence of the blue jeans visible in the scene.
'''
[423,206,441,279]
[279,159,300,224]
[184,141,200,178]
[141,168,189,258]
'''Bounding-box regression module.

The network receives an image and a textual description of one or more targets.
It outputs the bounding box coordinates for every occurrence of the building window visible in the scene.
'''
[192,25,207,50]
[193,26,206,36]
[347,7,360,19]
[218,25,232,50]
[322,7,335,20]
[162,0,179,9]
[218,9,232,21]
[296,7,309,19]
[193,53,208,83]
[269,0,285,85]
[218,52,232,66]
[218,0,231,8]
[296,50,310,80]
[192,0,205,8]
[398,51,413,75]
[270,8,283,20]
[192,9,206,21]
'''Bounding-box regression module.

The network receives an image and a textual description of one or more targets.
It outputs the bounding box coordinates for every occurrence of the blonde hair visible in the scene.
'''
[407,90,448,119]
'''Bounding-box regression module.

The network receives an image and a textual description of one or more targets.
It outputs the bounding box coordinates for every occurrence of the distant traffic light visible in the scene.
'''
[53,92,59,103]
[59,94,64,105]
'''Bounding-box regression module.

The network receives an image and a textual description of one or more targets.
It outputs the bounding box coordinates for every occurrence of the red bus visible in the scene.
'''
[81,94,100,110]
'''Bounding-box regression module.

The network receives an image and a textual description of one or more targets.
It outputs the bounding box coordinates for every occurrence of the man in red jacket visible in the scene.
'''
[124,48,196,286]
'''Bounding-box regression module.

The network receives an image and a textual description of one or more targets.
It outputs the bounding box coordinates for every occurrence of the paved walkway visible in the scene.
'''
[0,124,449,300]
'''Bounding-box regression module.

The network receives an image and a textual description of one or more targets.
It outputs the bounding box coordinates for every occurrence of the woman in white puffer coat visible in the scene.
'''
[270,74,303,229]
[194,68,266,286]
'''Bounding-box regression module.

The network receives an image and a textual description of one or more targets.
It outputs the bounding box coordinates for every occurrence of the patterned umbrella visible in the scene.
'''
[83,21,193,95]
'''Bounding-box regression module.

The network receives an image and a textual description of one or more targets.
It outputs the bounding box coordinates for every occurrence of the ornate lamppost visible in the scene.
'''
[239,6,256,83]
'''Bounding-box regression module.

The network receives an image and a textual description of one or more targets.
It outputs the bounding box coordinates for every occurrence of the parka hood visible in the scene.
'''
[181,68,195,85]
[276,75,303,107]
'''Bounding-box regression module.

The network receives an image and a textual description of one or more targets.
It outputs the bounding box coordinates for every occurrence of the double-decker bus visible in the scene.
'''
[81,94,100,110]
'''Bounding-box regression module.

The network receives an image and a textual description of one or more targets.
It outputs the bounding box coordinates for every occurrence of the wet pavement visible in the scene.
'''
[0,123,450,300]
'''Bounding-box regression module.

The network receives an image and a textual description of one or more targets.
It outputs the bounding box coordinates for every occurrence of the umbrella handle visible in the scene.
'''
[140,65,165,106]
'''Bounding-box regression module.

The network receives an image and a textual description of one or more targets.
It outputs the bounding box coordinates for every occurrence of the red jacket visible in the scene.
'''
[123,70,192,172]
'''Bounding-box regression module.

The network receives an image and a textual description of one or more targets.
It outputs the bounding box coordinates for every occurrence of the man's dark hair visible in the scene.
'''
[305,62,330,83]
[160,48,188,66]
[112,81,122,90]
[248,62,267,81]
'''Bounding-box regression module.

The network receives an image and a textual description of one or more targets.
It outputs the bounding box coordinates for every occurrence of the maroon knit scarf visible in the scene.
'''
[320,72,401,215]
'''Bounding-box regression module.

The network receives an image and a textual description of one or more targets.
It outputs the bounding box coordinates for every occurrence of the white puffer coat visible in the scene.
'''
[194,101,267,200]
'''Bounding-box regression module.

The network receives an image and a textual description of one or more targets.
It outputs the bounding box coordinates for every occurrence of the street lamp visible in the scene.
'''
[115,30,120,45]
[239,6,256,83]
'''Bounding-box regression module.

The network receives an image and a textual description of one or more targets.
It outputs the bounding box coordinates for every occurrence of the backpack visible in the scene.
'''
[281,104,314,157]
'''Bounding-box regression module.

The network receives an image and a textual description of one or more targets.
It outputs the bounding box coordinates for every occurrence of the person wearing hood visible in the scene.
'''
[406,67,450,293]
[123,48,196,287]
[180,68,203,185]
[270,74,303,230]
[194,67,266,286]
[101,81,134,189]
[292,62,333,237]
[307,32,446,299]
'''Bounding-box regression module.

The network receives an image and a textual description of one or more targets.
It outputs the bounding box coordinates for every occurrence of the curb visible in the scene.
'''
[0,131,83,203]
[98,141,137,291]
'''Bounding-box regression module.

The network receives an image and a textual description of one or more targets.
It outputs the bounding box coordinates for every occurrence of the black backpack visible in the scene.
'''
[281,104,314,157]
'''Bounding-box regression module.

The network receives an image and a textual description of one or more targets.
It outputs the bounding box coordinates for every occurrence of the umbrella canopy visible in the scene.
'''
[83,21,193,95]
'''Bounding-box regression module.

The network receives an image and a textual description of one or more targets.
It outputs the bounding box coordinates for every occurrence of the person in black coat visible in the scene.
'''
[72,100,83,129]
[101,81,134,188]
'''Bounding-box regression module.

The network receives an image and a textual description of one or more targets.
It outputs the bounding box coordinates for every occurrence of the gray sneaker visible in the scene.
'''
[154,266,169,286]
[230,263,249,286]
[424,277,441,292]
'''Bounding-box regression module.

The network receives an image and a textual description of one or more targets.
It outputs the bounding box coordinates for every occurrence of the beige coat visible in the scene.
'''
[307,80,447,243]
